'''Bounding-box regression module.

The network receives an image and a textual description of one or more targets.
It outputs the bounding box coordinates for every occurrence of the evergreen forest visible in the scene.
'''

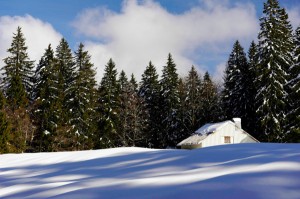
[0,0,299,153]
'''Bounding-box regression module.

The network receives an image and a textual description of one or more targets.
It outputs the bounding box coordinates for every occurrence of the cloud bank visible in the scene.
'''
[288,6,300,29]
[0,15,62,67]
[72,0,259,81]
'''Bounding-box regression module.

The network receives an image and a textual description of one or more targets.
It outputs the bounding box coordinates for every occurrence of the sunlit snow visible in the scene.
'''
[0,143,299,199]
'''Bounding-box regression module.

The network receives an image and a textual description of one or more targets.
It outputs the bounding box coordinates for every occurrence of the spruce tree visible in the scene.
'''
[1,26,34,108]
[256,0,294,142]
[177,77,189,142]
[33,45,55,100]
[118,71,130,146]
[130,73,138,92]
[97,58,120,148]
[119,72,147,146]
[32,44,57,151]
[56,38,76,112]
[6,76,28,110]
[200,72,219,125]
[222,41,248,120]
[159,54,180,147]
[1,26,34,152]
[228,41,258,137]
[184,66,202,134]
[0,90,10,154]
[119,70,129,91]
[287,26,300,142]
[139,61,161,148]
[54,38,76,150]
[69,43,97,150]
[246,41,260,138]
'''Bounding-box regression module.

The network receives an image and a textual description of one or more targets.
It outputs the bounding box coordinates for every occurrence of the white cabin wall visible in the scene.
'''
[202,123,235,147]
[201,123,257,147]
[232,129,257,143]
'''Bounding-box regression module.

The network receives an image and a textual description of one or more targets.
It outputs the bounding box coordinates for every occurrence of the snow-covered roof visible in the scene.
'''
[177,134,208,146]
[195,121,231,135]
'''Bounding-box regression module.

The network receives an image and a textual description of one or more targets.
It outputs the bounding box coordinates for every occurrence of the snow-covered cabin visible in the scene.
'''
[177,118,259,149]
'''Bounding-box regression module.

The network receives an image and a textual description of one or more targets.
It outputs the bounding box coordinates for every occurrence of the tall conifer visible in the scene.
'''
[2,26,34,108]
[139,61,161,148]
[246,41,260,138]
[177,77,189,142]
[287,26,300,142]
[222,41,248,120]
[32,44,58,151]
[97,59,120,148]
[256,0,294,142]
[200,72,219,125]
[119,72,147,146]
[184,66,202,134]
[1,27,34,152]
[54,38,77,150]
[70,43,97,149]
[0,91,10,154]
[159,54,180,147]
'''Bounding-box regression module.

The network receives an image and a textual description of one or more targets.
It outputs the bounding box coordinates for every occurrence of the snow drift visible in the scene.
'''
[0,143,300,199]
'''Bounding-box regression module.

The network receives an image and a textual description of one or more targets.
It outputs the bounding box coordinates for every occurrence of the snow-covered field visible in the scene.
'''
[0,143,300,199]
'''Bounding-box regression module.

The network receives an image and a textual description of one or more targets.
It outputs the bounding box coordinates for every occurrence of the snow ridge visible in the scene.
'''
[0,143,299,199]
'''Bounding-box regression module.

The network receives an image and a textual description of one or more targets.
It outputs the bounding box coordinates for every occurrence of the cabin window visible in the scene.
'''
[224,136,231,143]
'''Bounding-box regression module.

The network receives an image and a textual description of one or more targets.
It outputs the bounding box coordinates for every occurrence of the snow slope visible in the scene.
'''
[0,143,300,199]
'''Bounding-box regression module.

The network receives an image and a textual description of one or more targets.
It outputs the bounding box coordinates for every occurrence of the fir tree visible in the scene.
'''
[256,0,294,142]
[222,41,248,120]
[246,41,260,138]
[119,70,129,91]
[119,71,147,146]
[97,58,120,148]
[32,44,57,151]
[177,77,189,142]
[1,26,34,109]
[1,26,35,152]
[69,43,97,150]
[226,41,258,137]
[33,45,55,99]
[118,71,130,146]
[184,66,202,134]
[159,54,180,147]
[54,38,76,150]
[130,73,138,92]
[287,26,300,142]
[139,61,161,148]
[200,72,219,125]
[0,90,10,154]
[6,75,28,110]
[55,38,76,111]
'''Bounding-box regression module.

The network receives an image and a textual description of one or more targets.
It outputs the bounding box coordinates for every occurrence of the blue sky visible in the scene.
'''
[0,0,300,82]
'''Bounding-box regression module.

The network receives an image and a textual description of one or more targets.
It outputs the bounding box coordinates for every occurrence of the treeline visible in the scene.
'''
[0,0,299,153]
[0,28,221,152]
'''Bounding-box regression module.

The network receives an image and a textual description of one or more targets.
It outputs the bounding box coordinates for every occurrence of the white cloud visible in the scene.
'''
[213,62,226,83]
[287,6,300,29]
[73,0,258,81]
[0,15,62,67]
[198,0,230,11]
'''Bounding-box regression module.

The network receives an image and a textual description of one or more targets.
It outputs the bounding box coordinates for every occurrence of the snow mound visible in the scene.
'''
[1,143,300,199]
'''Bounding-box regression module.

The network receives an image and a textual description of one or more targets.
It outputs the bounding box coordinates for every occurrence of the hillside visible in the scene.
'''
[0,143,300,199]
